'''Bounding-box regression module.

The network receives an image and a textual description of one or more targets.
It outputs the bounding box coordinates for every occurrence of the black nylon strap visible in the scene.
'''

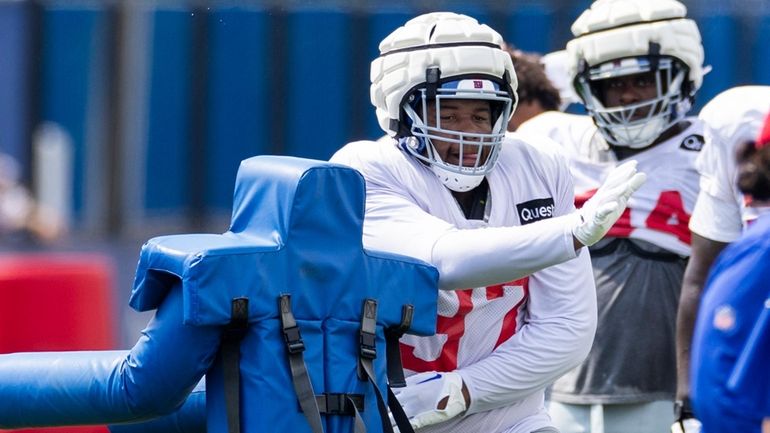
[385,305,414,388]
[359,355,394,433]
[649,42,662,71]
[360,356,416,433]
[279,294,325,433]
[313,394,366,432]
[357,299,415,433]
[358,299,378,380]
[349,395,367,433]
[223,297,249,433]
[387,386,414,433]
[314,393,365,415]
[425,67,441,100]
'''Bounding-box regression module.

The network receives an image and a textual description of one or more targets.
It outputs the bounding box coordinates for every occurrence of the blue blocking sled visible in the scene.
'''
[0,156,439,433]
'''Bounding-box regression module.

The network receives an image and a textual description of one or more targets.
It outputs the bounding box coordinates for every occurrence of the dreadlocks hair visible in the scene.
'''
[735,140,770,201]
[504,47,561,112]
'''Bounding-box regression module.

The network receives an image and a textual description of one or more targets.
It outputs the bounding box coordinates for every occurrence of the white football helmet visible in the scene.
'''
[566,0,705,149]
[370,12,517,192]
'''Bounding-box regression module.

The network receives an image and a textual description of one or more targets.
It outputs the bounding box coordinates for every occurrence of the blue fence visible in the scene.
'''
[0,1,769,235]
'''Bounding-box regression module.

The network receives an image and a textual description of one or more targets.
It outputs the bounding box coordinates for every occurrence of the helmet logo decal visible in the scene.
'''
[679,134,704,152]
[473,80,483,89]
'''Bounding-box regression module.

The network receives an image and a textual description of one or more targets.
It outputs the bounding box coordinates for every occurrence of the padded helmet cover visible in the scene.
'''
[371,12,518,137]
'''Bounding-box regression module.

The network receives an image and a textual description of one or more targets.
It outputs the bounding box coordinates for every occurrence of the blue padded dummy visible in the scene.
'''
[0,156,438,433]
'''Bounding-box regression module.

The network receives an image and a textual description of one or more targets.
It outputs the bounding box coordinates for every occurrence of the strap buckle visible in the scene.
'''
[315,393,365,416]
[283,325,305,354]
[359,299,378,359]
[279,294,305,354]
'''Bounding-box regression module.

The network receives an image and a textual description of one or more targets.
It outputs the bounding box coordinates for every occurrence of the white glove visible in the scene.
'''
[671,418,702,433]
[572,160,647,246]
[391,371,467,430]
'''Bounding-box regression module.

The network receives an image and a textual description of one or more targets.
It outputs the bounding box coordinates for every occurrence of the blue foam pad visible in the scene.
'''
[130,155,438,334]
[0,156,438,431]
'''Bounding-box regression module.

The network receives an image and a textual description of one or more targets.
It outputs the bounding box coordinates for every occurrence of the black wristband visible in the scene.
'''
[674,397,696,419]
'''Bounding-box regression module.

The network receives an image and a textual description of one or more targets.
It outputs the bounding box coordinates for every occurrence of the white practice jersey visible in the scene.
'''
[331,136,597,433]
[690,86,770,243]
[519,111,703,256]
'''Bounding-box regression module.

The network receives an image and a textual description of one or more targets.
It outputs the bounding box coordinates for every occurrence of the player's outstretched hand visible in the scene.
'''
[572,160,647,247]
[391,371,467,430]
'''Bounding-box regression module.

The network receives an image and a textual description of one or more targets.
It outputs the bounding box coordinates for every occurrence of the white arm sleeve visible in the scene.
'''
[459,247,597,414]
[430,216,578,289]
[362,182,578,290]
[333,140,579,291]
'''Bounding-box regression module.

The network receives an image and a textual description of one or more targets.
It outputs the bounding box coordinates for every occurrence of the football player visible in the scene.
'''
[330,11,646,433]
[689,110,770,433]
[503,47,562,131]
[674,86,770,432]
[516,0,705,432]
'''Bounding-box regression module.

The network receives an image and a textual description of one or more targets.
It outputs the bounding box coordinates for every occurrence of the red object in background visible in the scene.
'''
[757,110,770,149]
[7,428,110,433]
[0,253,118,433]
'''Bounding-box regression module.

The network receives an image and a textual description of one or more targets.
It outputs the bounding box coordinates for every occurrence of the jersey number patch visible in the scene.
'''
[400,278,529,372]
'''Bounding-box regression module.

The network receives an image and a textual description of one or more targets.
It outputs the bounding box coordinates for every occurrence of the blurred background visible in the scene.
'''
[1,0,770,350]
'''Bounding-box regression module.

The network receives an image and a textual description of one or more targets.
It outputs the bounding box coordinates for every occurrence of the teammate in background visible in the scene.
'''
[673,86,770,432]
[0,152,63,244]
[516,0,705,432]
[503,47,561,131]
[540,50,583,112]
[689,111,770,433]
[331,12,646,433]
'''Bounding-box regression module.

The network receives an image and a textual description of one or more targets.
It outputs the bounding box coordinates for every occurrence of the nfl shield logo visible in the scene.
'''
[473,80,483,89]
[713,305,736,331]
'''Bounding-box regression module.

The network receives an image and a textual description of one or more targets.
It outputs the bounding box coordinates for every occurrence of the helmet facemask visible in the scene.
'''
[576,56,692,149]
[400,78,514,192]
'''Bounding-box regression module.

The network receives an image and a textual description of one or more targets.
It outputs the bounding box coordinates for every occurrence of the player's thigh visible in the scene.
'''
[604,400,674,433]
[548,400,674,433]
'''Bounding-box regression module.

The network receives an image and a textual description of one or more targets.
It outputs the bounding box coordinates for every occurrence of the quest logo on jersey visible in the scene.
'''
[516,197,555,225]
[680,134,705,151]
